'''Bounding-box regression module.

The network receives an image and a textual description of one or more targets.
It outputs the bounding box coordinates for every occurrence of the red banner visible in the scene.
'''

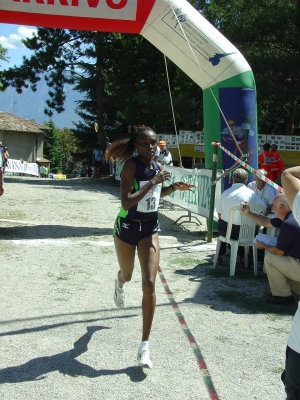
[0,0,156,34]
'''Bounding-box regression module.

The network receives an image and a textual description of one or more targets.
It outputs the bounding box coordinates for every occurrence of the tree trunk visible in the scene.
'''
[285,97,297,136]
[96,35,106,149]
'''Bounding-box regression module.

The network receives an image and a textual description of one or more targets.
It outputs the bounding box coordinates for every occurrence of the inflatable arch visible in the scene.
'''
[0,0,258,175]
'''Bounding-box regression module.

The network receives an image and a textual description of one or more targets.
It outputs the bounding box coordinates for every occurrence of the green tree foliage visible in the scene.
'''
[43,121,79,174]
[202,0,300,135]
[0,44,9,64]
[0,27,203,153]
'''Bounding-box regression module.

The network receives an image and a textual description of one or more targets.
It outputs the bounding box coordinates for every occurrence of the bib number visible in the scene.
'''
[137,181,161,213]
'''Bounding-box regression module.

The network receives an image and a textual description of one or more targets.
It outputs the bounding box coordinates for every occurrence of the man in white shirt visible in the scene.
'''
[247,169,277,215]
[216,168,265,260]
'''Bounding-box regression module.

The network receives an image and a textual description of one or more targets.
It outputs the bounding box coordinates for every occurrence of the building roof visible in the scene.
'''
[0,111,50,134]
[36,157,51,163]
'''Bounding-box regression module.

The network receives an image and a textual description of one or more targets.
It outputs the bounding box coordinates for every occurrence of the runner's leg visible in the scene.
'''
[114,236,136,287]
[137,233,160,341]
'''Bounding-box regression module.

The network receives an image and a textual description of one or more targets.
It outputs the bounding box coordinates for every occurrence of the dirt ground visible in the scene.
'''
[0,175,296,399]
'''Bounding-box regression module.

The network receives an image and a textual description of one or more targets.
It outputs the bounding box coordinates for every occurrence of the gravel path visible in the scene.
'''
[0,175,296,399]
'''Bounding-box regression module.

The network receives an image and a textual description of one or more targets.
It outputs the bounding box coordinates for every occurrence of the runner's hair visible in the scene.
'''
[106,126,156,161]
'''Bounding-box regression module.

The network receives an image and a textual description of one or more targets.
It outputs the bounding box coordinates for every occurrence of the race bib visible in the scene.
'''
[137,181,162,213]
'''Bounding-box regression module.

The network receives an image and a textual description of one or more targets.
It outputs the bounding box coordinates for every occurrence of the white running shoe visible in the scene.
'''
[137,346,153,369]
[114,279,125,309]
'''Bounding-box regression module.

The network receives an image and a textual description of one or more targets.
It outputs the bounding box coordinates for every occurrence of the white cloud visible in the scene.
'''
[0,26,37,49]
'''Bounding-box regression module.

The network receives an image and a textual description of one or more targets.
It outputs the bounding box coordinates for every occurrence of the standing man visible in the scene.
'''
[0,145,4,196]
[258,143,273,180]
[241,194,300,305]
[92,144,104,179]
[157,140,173,166]
[39,164,45,178]
[270,144,284,182]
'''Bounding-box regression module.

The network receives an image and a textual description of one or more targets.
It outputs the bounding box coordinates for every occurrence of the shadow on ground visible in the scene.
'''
[173,256,298,317]
[0,325,147,384]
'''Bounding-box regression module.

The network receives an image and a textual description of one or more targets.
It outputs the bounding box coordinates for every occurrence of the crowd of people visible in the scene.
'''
[258,142,285,183]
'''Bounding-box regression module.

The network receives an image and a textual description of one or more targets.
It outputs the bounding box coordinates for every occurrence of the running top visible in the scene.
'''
[118,157,162,221]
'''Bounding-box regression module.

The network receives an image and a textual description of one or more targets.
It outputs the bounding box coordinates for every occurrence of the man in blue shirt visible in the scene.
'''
[241,193,300,305]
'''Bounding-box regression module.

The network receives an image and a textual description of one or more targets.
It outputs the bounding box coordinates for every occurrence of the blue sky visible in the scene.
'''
[0,23,36,70]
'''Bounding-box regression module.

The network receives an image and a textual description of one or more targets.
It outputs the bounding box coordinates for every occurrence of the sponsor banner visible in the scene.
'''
[164,166,222,218]
[0,0,156,34]
[3,0,138,20]
[5,159,39,177]
[115,162,222,219]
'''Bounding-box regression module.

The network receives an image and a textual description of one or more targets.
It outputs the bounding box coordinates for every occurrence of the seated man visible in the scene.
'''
[247,169,277,265]
[247,169,277,215]
[241,194,300,305]
[216,168,264,263]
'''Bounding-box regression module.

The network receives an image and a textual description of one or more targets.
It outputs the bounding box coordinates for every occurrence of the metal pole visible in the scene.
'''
[207,143,219,242]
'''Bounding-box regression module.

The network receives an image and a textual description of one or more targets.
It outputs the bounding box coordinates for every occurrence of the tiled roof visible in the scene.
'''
[0,111,50,133]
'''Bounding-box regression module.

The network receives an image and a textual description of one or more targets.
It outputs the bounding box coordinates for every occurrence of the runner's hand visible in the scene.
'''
[173,182,195,191]
[150,170,171,185]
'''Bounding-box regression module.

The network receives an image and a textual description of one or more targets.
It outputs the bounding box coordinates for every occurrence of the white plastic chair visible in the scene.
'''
[213,204,266,276]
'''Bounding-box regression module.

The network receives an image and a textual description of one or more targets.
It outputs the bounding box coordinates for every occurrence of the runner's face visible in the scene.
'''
[135,131,157,161]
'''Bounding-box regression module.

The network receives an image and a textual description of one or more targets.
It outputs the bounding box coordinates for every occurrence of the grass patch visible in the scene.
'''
[272,367,284,375]
[101,248,113,254]
[206,267,268,281]
[216,336,230,343]
[171,256,202,267]
[214,289,297,316]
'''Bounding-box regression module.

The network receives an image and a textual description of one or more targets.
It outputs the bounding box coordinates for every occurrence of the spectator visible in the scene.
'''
[105,136,111,151]
[247,169,277,267]
[0,167,3,196]
[247,169,277,215]
[80,164,88,177]
[281,166,300,399]
[86,165,92,178]
[109,157,115,175]
[40,164,45,178]
[2,146,9,174]
[282,166,300,226]
[241,194,300,305]
[216,168,265,266]
[92,144,104,179]
[258,143,273,180]
[157,140,173,166]
[0,145,4,196]
[44,166,48,178]
[271,144,284,183]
